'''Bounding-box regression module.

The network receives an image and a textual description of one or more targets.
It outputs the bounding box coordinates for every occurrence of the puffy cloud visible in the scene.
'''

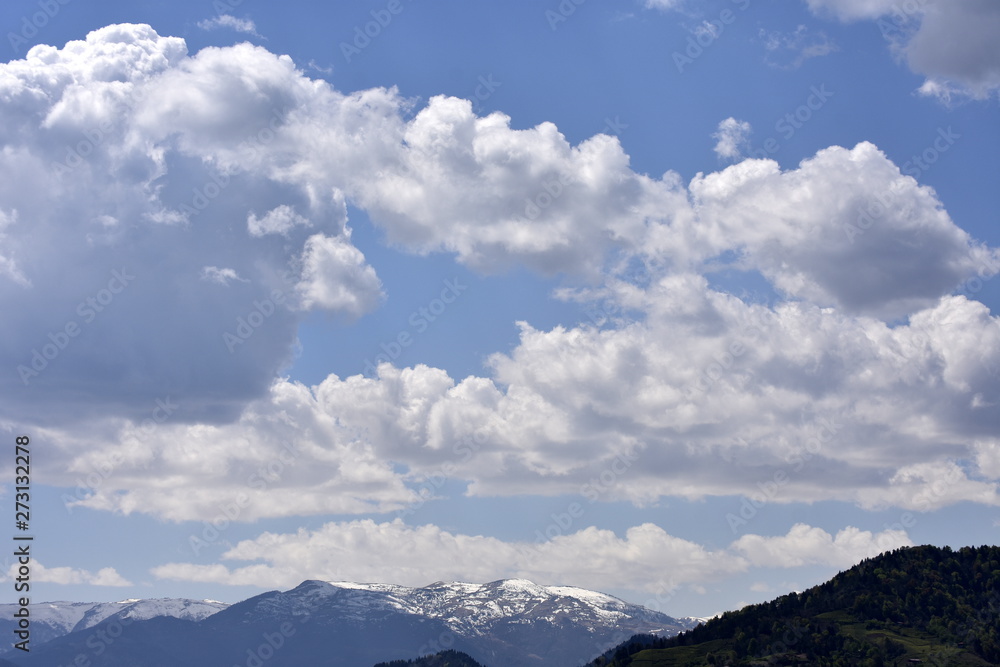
[732,523,912,568]
[857,462,1000,511]
[0,209,29,287]
[1,25,993,430]
[350,95,662,277]
[152,519,746,593]
[683,142,996,319]
[46,288,1000,522]
[152,520,908,596]
[712,118,752,160]
[0,24,679,427]
[247,204,311,237]
[3,562,131,586]
[806,0,1000,99]
[3,24,999,522]
[907,0,1000,100]
[976,440,1000,479]
[295,232,384,316]
[57,377,418,521]
[0,25,386,425]
[478,288,1000,509]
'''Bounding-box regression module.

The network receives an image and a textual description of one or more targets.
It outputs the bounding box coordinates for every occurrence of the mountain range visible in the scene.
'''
[6,545,995,666]
[0,597,228,649]
[0,578,696,666]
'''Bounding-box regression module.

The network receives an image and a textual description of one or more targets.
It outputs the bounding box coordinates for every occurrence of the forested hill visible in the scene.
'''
[587,545,1000,667]
[374,649,486,666]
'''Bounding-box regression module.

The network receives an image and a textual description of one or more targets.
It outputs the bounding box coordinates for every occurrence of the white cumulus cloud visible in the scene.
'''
[152,520,910,597]
[2,24,998,528]
[805,0,1000,99]
[0,25,384,425]
[3,562,132,586]
[247,205,311,237]
[152,519,748,594]
[295,232,384,316]
[712,118,752,160]
[732,523,913,568]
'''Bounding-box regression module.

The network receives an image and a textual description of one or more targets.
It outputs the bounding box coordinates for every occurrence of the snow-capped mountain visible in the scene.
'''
[291,578,689,639]
[0,597,228,648]
[3,579,696,666]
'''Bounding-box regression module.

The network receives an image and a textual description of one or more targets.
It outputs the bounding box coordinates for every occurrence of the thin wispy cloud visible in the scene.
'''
[644,0,685,11]
[197,14,263,38]
[200,266,248,286]
[760,25,838,69]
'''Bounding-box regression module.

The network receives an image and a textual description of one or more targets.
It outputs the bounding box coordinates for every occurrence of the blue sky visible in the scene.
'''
[0,0,998,619]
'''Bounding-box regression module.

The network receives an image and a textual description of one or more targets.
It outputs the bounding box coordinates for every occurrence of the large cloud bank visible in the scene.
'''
[0,25,997,530]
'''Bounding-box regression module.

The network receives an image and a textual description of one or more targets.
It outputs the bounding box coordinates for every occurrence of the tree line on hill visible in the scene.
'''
[586,545,1000,667]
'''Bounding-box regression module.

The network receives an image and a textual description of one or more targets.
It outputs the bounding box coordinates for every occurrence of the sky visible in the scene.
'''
[0,0,998,620]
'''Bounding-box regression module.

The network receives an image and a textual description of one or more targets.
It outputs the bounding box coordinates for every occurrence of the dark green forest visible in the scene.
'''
[586,545,1000,667]
[374,649,486,667]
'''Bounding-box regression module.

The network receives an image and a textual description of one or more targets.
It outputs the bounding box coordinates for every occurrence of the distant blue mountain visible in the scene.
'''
[1,579,696,666]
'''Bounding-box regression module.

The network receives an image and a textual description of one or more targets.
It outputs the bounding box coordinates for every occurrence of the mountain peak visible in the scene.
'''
[489,577,548,593]
[2,579,696,667]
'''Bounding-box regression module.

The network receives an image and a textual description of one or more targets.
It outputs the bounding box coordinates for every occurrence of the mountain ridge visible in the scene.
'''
[0,597,228,649]
[1,577,695,666]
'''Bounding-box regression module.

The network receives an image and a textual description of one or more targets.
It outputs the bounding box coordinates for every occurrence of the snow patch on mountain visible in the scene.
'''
[1,580,696,667]
[272,578,697,637]
[0,598,229,637]
[0,597,229,657]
